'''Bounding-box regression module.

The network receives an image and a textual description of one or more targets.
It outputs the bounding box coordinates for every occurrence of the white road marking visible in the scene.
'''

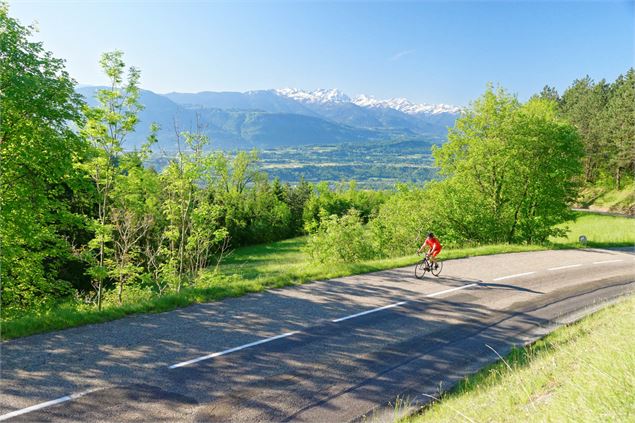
[493,272,535,281]
[332,301,408,323]
[333,283,480,323]
[548,264,582,271]
[593,259,624,264]
[168,331,299,369]
[0,388,102,421]
[426,283,478,297]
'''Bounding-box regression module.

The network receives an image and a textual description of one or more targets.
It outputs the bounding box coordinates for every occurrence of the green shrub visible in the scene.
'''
[306,208,377,263]
[370,186,433,257]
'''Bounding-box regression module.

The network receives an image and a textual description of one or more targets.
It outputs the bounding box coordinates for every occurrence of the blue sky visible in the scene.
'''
[8,0,635,105]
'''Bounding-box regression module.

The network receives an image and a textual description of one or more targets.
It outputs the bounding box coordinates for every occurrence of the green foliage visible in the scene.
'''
[4,212,630,339]
[0,5,89,312]
[209,149,293,245]
[79,49,143,309]
[282,177,313,236]
[303,180,390,232]
[601,69,635,189]
[110,143,162,304]
[160,130,227,292]
[306,209,376,263]
[559,70,635,188]
[430,86,583,244]
[370,185,434,257]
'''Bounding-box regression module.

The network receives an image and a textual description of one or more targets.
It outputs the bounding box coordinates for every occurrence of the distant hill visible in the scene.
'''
[77,87,461,150]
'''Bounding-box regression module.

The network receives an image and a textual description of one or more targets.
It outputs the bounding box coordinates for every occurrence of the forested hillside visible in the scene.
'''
[540,72,634,191]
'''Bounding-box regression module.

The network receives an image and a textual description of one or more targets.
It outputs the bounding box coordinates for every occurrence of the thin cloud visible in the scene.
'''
[389,49,416,61]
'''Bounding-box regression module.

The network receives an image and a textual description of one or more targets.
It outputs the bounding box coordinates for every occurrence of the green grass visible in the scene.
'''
[578,183,634,214]
[215,237,549,290]
[552,212,635,247]
[403,295,635,423]
[1,212,631,340]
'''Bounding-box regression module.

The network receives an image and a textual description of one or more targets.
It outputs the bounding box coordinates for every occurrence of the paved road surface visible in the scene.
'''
[1,248,634,422]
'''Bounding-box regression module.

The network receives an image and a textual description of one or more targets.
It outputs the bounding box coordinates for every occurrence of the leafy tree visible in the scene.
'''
[79,50,142,310]
[161,130,227,291]
[0,5,89,311]
[535,85,560,103]
[110,139,161,304]
[432,85,583,244]
[602,69,634,189]
[271,177,285,201]
[370,185,432,257]
[302,181,388,232]
[282,177,313,236]
[245,179,292,243]
[560,76,610,183]
[213,149,263,195]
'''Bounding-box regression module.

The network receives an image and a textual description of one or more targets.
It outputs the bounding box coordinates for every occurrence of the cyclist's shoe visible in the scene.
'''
[434,263,439,270]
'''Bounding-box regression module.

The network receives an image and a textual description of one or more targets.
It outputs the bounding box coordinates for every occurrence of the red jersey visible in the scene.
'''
[425,237,442,251]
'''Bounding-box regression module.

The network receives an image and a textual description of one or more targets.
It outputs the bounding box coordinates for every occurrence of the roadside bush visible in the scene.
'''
[306,209,376,263]
[370,185,434,257]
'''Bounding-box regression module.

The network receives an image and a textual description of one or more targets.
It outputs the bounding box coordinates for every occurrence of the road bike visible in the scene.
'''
[415,254,443,279]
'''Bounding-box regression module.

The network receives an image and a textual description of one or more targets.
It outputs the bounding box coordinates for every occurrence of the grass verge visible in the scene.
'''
[2,212,632,340]
[551,212,635,247]
[403,295,635,423]
[577,183,634,214]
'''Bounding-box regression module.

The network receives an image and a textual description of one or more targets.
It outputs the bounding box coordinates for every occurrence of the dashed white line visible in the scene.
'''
[493,272,535,281]
[548,264,583,271]
[168,331,299,369]
[0,388,102,421]
[333,283,481,323]
[332,301,408,323]
[426,283,478,297]
[593,259,624,264]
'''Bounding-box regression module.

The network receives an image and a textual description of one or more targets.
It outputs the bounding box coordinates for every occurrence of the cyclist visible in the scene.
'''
[417,232,442,270]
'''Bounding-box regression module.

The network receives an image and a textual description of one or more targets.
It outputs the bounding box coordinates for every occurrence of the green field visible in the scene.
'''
[1,212,631,340]
[552,212,635,247]
[404,295,635,423]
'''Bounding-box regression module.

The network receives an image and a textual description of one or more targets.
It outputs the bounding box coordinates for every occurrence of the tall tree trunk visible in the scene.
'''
[118,275,124,305]
[97,282,103,311]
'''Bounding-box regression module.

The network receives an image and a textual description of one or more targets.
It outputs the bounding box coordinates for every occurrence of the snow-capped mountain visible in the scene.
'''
[352,94,462,115]
[274,88,461,115]
[80,86,460,150]
[275,88,351,104]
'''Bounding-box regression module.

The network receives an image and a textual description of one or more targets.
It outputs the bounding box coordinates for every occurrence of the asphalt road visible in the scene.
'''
[1,248,634,422]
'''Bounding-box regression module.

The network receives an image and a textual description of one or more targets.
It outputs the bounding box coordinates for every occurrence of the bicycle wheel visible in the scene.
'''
[415,259,428,279]
[431,260,443,277]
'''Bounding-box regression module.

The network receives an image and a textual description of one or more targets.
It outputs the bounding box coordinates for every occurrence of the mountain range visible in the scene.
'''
[77,87,461,150]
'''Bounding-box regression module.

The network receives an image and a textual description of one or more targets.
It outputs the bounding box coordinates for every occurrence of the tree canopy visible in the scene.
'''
[430,86,583,244]
[0,5,89,310]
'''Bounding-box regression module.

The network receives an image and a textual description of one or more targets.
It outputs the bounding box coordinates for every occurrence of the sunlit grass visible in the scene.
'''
[552,212,635,247]
[403,295,635,423]
[578,183,634,213]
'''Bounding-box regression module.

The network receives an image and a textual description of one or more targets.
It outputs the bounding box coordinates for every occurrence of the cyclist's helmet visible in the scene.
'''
[427,232,434,238]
